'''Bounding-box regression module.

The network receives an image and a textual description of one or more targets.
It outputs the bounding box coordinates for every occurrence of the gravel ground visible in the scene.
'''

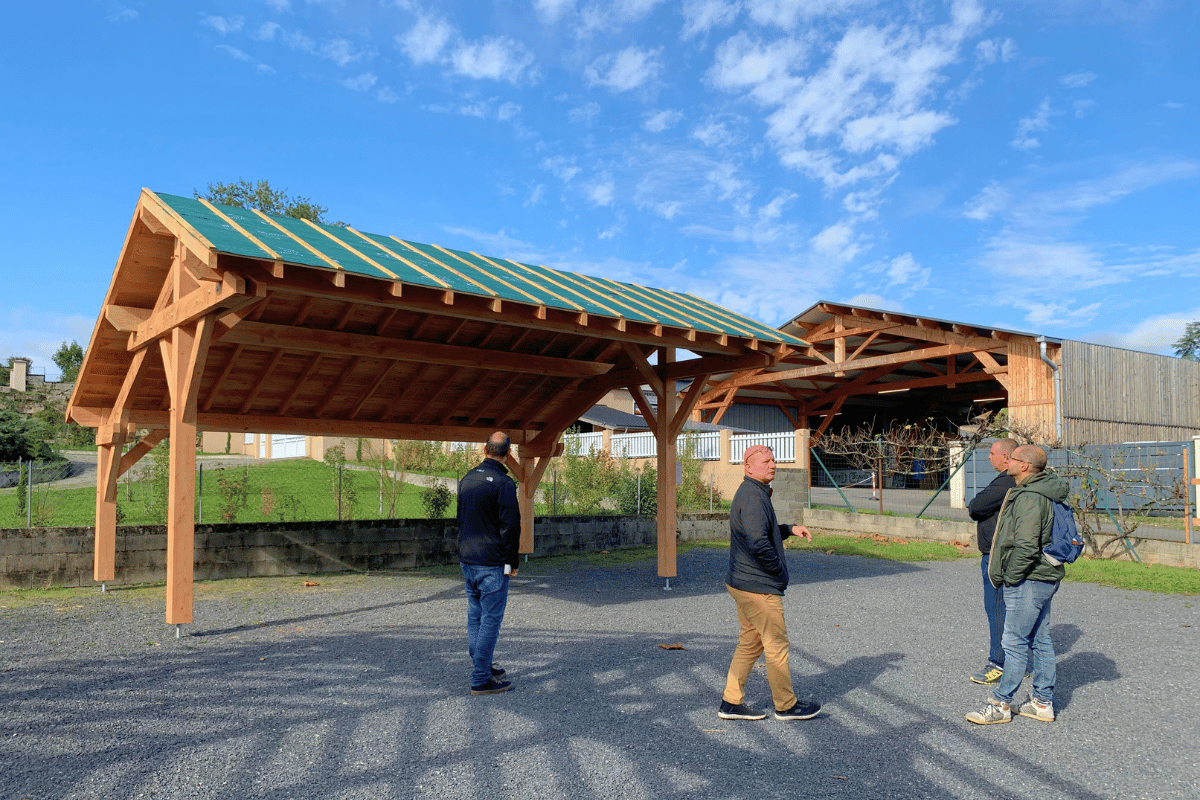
[1,547,1196,800]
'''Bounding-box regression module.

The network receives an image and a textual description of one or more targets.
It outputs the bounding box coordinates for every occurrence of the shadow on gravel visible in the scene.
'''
[2,617,1116,800]
[190,584,468,638]
[511,547,931,609]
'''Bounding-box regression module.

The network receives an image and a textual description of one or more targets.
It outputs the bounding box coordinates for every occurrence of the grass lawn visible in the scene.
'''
[0,460,449,528]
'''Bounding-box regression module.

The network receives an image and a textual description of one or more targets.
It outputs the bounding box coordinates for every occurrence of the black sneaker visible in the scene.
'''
[470,678,513,696]
[775,701,821,720]
[718,700,767,720]
[491,665,506,678]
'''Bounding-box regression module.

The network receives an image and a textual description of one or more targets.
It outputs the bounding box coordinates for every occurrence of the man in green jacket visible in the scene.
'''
[966,444,1067,725]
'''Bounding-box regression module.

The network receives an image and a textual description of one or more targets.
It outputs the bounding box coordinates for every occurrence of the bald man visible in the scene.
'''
[457,431,520,696]
[718,445,821,722]
[966,437,1018,685]
[966,445,1068,725]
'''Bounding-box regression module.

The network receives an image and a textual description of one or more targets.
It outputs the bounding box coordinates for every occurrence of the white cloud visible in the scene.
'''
[542,155,582,182]
[534,0,576,22]
[975,37,1016,64]
[712,3,987,188]
[980,236,1116,292]
[203,15,244,35]
[398,17,455,66]
[253,22,280,42]
[342,72,377,92]
[568,101,601,124]
[1088,308,1200,354]
[451,37,538,84]
[588,175,617,206]
[525,184,546,206]
[963,180,1009,221]
[682,0,740,40]
[810,221,866,263]
[265,0,290,10]
[691,116,744,148]
[497,102,521,121]
[321,38,367,67]
[643,109,684,132]
[746,0,877,30]
[585,46,664,92]
[883,252,930,295]
[1073,99,1095,118]
[217,45,252,62]
[708,31,804,90]
[1011,97,1053,150]
[282,30,315,53]
[378,87,398,103]
[1060,71,1097,88]
[106,2,137,22]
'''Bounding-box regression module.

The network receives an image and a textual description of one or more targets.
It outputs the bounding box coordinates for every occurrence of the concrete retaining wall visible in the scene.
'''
[796,509,1200,569]
[4,493,1194,590]
[0,514,732,591]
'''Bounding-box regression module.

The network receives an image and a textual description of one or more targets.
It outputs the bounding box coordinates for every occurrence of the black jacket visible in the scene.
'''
[968,472,1016,554]
[457,458,521,567]
[726,477,794,596]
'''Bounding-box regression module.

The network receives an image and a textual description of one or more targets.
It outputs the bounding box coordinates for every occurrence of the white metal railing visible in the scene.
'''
[610,431,656,458]
[731,432,795,463]
[570,431,604,455]
[561,430,725,460]
[679,431,720,460]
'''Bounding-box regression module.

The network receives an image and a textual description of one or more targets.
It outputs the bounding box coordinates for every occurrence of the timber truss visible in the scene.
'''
[696,302,1019,436]
[67,189,806,624]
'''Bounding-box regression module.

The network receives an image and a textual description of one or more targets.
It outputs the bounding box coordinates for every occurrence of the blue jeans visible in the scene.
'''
[981,555,1006,667]
[461,564,510,688]
[993,579,1059,704]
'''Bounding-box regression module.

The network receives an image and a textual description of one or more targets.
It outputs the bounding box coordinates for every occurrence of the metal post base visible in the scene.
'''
[100,582,107,593]
[663,578,672,591]
[175,625,182,639]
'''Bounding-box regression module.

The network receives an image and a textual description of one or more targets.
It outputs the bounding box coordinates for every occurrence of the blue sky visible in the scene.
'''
[2,0,1196,379]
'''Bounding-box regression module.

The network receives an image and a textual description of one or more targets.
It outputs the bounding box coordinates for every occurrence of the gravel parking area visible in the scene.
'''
[2,547,1196,800]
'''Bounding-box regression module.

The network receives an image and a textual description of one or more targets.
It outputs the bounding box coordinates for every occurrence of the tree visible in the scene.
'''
[1173,321,1200,360]
[52,340,84,382]
[195,179,346,226]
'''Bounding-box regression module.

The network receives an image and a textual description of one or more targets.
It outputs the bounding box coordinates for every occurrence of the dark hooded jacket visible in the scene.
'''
[968,471,1017,554]
[726,476,794,596]
[988,467,1069,588]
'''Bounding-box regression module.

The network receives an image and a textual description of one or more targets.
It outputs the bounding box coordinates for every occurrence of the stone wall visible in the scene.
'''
[0,514,731,590]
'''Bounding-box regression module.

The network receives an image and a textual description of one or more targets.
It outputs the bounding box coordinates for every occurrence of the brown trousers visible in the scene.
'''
[722,584,797,712]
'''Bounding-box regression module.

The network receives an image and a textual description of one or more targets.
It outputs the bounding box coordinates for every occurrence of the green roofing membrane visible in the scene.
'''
[151,190,806,346]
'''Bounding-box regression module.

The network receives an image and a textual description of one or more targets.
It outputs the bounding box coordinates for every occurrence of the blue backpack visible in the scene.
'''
[1043,500,1084,566]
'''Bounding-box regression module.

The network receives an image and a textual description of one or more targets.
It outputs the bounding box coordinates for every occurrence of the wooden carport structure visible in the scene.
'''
[66,190,807,626]
[695,302,1060,439]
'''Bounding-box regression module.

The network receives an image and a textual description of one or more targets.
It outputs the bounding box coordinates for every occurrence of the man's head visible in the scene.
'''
[1006,444,1047,483]
[743,445,777,485]
[484,431,511,460]
[988,438,1018,474]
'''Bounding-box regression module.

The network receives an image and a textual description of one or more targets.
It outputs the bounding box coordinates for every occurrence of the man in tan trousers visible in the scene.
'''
[719,445,821,721]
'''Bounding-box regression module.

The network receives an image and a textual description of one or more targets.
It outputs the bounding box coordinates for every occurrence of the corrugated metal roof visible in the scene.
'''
[154,191,806,347]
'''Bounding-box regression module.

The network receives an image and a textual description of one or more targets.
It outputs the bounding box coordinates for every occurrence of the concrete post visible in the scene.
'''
[949,441,966,509]
[9,357,29,392]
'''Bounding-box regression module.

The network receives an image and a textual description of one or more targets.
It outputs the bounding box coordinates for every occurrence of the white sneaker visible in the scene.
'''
[1017,696,1055,722]
[965,699,1012,725]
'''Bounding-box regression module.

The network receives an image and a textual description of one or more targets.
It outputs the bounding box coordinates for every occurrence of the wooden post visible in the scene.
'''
[656,348,677,579]
[517,451,536,555]
[165,326,198,626]
[94,443,118,583]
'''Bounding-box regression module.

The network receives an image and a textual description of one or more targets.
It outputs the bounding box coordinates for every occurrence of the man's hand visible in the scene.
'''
[508,568,518,578]
[791,525,812,543]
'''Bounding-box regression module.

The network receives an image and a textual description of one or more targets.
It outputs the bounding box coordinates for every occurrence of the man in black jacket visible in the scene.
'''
[457,432,521,696]
[966,437,1017,685]
[718,445,821,722]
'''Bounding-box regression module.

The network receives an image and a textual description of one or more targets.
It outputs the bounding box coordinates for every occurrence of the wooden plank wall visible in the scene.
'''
[1060,340,1200,444]
[1007,338,1059,443]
